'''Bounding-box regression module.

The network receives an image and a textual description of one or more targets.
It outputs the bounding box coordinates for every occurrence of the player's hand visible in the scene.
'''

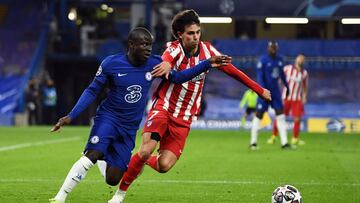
[151,61,172,79]
[209,55,232,68]
[51,116,72,132]
[261,88,272,101]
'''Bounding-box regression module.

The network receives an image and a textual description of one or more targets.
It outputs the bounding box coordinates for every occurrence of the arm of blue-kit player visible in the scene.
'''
[50,80,104,132]
[67,80,104,120]
[279,65,290,96]
[167,59,212,84]
[51,57,111,132]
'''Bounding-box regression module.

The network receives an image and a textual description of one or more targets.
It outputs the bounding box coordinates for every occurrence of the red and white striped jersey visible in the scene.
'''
[152,40,264,122]
[282,64,309,101]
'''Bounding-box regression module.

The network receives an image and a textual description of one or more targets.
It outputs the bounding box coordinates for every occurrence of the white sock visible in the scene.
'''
[250,117,260,144]
[53,156,94,202]
[97,160,107,178]
[276,114,288,146]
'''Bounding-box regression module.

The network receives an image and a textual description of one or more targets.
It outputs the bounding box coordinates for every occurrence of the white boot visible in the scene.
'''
[108,189,126,203]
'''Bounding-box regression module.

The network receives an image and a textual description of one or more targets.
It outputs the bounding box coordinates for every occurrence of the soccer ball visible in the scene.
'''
[271,185,302,203]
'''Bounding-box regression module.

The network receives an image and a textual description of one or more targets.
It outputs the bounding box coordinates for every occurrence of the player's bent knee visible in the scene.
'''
[106,176,121,186]
[158,160,173,173]
[85,150,103,164]
[105,168,124,186]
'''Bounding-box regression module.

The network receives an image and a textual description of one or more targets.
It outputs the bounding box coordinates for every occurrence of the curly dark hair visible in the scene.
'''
[171,9,200,39]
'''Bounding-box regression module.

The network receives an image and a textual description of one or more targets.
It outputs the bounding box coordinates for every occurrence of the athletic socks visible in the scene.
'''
[250,116,260,144]
[146,155,159,171]
[97,160,107,178]
[53,156,94,202]
[119,153,147,191]
[276,114,288,146]
[293,120,300,138]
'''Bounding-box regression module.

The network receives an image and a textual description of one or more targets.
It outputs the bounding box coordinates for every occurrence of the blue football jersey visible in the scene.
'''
[256,54,286,94]
[68,53,212,130]
[94,54,161,129]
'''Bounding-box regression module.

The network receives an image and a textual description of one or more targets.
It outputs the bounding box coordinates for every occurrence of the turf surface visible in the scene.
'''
[0,126,359,202]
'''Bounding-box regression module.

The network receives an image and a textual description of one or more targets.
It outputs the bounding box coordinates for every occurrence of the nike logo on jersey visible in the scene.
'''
[118,73,127,77]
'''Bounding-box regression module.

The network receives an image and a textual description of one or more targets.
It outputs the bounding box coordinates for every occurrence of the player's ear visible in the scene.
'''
[128,40,134,48]
[177,31,182,39]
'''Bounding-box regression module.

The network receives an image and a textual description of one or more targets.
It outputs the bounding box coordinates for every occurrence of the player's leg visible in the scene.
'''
[241,112,247,127]
[50,119,113,203]
[155,121,189,172]
[50,150,103,203]
[291,101,305,145]
[274,109,290,148]
[250,99,267,149]
[108,132,158,203]
[268,100,289,144]
[119,132,158,189]
[271,94,290,148]
[267,120,278,144]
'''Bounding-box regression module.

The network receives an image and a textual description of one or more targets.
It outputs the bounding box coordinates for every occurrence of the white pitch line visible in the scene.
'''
[0,137,81,152]
[0,178,359,187]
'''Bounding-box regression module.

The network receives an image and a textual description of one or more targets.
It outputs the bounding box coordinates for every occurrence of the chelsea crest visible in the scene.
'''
[145,72,152,81]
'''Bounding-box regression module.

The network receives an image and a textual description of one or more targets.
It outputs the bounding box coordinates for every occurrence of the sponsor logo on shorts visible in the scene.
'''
[90,135,99,144]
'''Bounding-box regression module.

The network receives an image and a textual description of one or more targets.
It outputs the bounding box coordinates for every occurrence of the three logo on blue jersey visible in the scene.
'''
[125,85,142,103]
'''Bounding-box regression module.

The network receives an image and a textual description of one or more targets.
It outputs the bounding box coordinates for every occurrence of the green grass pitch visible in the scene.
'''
[0,126,359,202]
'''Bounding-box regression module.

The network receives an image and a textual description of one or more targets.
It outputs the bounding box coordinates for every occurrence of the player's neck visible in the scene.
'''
[295,64,302,71]
[181,42,199,57]
[127,53,144,67]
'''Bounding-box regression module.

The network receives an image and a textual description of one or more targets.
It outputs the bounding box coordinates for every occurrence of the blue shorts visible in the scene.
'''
[85,116,137,171]
[256,91,283,113]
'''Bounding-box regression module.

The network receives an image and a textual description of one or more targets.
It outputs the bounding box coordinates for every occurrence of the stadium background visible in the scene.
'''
[0,0,360,202]
[1,0,359,133]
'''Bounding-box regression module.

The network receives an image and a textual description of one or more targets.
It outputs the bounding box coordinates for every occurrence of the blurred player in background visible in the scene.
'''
[49,27,230,203]
[250,41,290,150]
[268,54,309,146]
[239,89,257,127]
[109,9,271,203]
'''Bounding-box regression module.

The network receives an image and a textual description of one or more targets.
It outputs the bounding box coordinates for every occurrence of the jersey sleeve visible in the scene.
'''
[218,63,264,96]
[207,43,264,95]
[207,43,222,56]
[168,60,211,84]
[67,57,111,119]
[161,41,181,68]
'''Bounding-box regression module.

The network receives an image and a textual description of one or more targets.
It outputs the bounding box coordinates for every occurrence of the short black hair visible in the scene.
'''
[128,27,153,42]
[171,9,200,39]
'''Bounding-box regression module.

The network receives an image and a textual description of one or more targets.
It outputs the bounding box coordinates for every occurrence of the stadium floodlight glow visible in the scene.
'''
[101,4,108,10]
[199,17,232,24]
[265,17,309,24]
[341,18,360,24]
[107,7,114,13]
[68,8,77,21]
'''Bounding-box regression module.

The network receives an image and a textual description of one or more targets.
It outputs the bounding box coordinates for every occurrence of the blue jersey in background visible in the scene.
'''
[256,54,288,112]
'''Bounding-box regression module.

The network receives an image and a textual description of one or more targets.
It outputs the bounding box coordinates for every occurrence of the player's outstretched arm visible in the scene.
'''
[218,64,271,101]
[51,116,71,132]
[165,55,231,84]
